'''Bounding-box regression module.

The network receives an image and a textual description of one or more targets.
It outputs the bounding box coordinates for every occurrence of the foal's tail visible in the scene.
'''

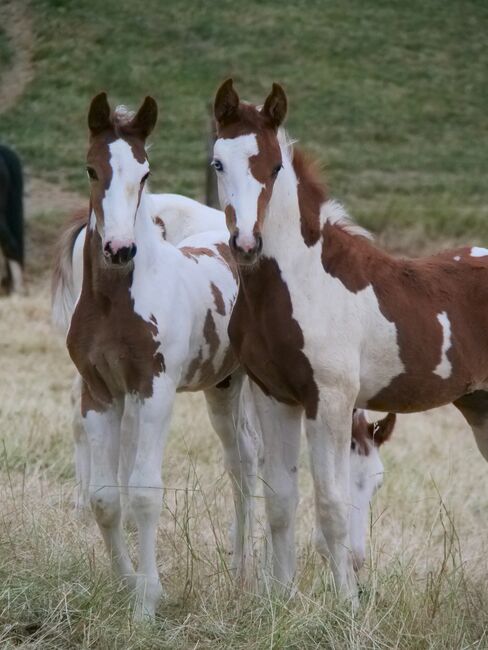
[51,209,87,332]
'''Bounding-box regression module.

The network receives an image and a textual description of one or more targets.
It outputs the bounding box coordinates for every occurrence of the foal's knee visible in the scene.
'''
[266,488,298,532]
[90,486,121,527]
[128,484,162,523]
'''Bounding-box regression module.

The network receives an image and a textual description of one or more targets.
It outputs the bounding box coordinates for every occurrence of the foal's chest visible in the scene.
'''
[230,258,319,418]
[67,286,164,410]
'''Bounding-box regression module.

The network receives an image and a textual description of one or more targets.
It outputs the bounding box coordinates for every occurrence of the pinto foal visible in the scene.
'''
[213,79,488,602]
[60,93,258,619]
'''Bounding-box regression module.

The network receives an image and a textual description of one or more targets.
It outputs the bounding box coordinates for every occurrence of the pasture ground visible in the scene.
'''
[1,1,488,647]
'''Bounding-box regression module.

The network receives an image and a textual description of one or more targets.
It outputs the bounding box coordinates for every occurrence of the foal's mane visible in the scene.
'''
[278,128,373,240]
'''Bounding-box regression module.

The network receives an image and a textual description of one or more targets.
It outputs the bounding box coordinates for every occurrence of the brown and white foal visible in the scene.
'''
[62,93,256,620]
[213,79,488,602]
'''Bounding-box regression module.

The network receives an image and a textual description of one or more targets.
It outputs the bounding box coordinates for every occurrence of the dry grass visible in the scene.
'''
[1,266,488,648]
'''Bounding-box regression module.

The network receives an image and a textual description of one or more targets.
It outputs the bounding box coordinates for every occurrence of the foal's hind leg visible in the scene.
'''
[204,372,258,584]
[454,390,488,461]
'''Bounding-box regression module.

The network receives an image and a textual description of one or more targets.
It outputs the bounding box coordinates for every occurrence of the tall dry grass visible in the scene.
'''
[1,276,488,648]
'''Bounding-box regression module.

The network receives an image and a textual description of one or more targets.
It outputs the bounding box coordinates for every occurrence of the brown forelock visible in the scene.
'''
[350,410,371,456]
[229,257,319,418]
[322,225,488,411]
[292,148,327,247]
[217,103,282,233]
[67,227,165,416]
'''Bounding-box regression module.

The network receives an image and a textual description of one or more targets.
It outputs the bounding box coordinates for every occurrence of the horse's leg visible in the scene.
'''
[204,372,258,584]
[119,396,139,527]
[71,375,90,513]
[454,390,488,461]
[247,380,302,587]
[305,387,357,603]
[83,394,135,585]
[128,375,176,621]
[7,259,23,294]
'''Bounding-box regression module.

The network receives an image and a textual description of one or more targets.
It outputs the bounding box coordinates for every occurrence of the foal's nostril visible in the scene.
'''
[229,231,239,250]
[103,242,112,257]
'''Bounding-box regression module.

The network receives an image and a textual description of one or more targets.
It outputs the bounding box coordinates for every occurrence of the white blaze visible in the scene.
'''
[214,134,265,249]
[101,139,148,247]
[433,311,452,379]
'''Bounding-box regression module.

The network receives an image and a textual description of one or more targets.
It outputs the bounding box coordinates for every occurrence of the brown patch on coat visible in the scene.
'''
[215,242,238,282]
[153,216,166,239]
[229,257,319,419]
[67,227,165,416]
[211,282,226,316]
[292,149,326,247]
[180,246,217,262]
[322,224,488,411]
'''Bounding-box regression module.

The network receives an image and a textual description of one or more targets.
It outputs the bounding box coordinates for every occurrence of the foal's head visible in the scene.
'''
[213,79,287,266]
[86,92,158,266]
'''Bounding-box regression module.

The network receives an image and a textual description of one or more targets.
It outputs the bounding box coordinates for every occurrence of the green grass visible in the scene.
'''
[1,0,488,242]
[0,26,12,70]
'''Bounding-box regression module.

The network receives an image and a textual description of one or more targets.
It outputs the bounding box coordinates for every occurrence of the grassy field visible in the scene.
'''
[1,1,488,647]
[1,0,488,241]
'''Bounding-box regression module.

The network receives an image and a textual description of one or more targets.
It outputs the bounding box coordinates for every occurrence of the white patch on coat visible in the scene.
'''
[7,259,23,293]
[433,311,452,379]
[470,247,488,257]
[101,139,149,247]
[260,141,404,404]
[213,134,265,249]
[454,255,461,261]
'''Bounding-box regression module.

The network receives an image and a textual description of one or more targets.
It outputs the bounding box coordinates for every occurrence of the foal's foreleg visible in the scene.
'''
[248,381,302,588]
[305,388,357,603]
[82,393,135,583]
[128,376,176,621]
[204,373,258,583]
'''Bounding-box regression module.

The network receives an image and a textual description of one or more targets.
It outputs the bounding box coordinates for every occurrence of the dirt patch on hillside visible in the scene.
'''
[0,2,34,115]
[25,176,84,220]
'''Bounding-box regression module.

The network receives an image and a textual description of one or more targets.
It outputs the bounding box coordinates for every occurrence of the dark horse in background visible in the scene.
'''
[0,144,24,294]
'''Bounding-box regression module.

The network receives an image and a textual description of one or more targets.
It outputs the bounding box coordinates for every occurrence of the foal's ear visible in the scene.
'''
[368,413,396,447]
[88,92,111,135]
[130,96,158,139]
[214,78,240,126]
[262,83,287,129]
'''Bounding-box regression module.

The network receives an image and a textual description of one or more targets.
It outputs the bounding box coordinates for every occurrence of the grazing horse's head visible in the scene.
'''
[213,79,287,266]
[86,92,158,266]
[349,411,396,571]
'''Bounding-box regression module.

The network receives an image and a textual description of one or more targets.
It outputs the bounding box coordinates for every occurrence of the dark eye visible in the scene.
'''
[271,163,282,178]
[86,166,98,180]
[141,171,150,184]
[212,159,224,172]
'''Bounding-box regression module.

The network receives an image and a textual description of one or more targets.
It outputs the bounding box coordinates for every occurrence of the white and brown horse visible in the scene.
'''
[55,93,258,620]
[213,79,488,602]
